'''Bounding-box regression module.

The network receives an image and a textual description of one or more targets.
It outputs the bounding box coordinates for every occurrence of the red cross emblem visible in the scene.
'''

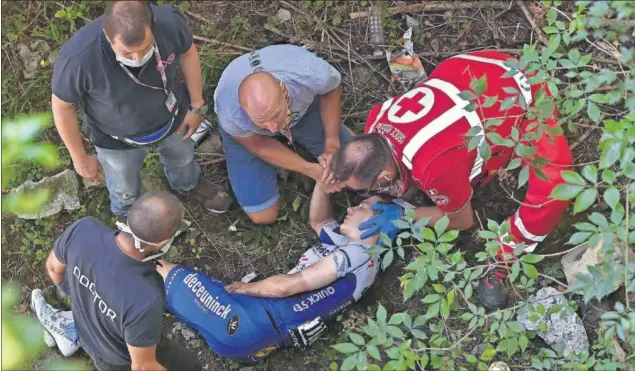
[393,91,427,117]
[387,87,434,124]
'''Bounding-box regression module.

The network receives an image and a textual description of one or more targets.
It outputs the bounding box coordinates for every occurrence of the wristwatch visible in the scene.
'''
[188,103,208,116]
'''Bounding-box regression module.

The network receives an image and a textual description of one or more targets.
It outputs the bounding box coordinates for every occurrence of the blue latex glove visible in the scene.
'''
[358,204,404,240]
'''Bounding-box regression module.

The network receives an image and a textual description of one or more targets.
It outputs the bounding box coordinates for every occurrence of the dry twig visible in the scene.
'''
[516,0,549,46]
[349,1,509,20]
[192,35,253,53]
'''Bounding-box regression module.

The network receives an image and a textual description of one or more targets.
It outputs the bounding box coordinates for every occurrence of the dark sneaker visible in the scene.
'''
[178,178,232,213]
[478,266,508,310]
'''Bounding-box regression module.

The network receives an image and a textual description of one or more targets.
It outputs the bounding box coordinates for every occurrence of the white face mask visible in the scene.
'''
[115,221,174,262]
[116,46,154,68]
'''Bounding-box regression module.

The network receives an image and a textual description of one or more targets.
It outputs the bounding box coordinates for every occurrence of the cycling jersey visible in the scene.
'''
[163,221,379,363]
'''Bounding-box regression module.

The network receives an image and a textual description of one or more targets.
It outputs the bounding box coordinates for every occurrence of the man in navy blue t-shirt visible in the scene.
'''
[44,191,200,371]
[51,1,231,218]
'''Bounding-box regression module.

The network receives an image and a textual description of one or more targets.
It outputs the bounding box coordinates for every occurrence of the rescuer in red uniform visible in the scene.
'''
[328,51,574,309]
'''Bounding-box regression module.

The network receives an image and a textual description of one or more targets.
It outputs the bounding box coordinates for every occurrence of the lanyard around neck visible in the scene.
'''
[118,41,169,96]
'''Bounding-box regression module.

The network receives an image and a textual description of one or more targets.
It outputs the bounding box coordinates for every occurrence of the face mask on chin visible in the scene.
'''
[116,46,154,68]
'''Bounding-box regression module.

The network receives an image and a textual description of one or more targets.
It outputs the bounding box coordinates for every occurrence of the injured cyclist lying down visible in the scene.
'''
[155,184,398,363]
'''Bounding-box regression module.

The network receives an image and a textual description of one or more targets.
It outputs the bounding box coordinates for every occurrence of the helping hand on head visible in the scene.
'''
[358,203,403,240]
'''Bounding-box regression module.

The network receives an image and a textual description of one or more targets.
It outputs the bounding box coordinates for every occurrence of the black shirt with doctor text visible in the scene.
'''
[54,217,164,365]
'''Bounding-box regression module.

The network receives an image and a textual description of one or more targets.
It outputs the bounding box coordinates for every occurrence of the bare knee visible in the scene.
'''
[246,203,279,225]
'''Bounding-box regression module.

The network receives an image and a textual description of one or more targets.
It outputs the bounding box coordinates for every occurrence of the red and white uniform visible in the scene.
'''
[365,51,573,255]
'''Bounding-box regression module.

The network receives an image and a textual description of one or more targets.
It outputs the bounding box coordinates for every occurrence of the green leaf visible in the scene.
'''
[366,344,381,361]
[470,75,488,96]
[573,187,597,214]
[292,196,302,211]
[561,170,587,186]
[500,96,516,110]
[522,263,538,279]
[518,165,530,188]
[54,9,67,18]
[382,249,394,270]
[386,325,404,338]
[599,142,621,169]
[459,90,477,101]
[377,304,387,324]
[586,101,601,122]
[349,332,365,346]
[421,294,441,304]
[567,231,592,245]
[550,184,584,200]
[341,354,357,371]
[480,348,497,361]
[521,254,544,264]
[332,343,359,354]
[483,95,498,108]
[603,187,620,209]
[508,321,524,333]
[507,158,522,170]
[581,165,598,184]
[421,228,436,241]
[434,215,449,237]
[510,261,521,282]
[589,212,609,228]
[466,354,478,364]
[624,161,635,180]
[438,230,459,242]
[432,284,446,293]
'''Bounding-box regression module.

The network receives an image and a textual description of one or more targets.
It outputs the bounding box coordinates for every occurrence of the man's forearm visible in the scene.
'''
[179,45,204,107]
[309,184,333,228]
[318,87,342,152]
[245,136,319,179]
[414,205,473,231]
[233,274,298,298]
[52,98,86,162]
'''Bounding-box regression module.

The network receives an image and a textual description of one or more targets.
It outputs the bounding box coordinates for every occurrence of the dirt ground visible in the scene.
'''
[0,1,609,370]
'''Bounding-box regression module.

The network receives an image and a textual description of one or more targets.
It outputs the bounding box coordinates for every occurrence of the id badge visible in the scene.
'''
[165,91,177,112]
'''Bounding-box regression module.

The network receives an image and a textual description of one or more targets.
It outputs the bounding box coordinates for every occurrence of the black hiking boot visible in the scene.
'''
[478,265,508,310]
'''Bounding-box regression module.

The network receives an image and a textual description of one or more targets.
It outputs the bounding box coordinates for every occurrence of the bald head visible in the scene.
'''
[238,72,286,127]
[331,134,391,184]
[103,0,154,47]
[127,192,184,244]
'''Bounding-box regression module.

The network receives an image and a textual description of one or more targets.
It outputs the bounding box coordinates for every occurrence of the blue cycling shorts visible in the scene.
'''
[164,266,283,363]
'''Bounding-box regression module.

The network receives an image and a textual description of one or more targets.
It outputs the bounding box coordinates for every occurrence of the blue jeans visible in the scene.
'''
[220,99,353,213]
[96,132,201,216]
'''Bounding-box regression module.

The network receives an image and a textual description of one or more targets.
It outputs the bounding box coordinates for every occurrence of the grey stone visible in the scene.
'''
[47,50,58,66]
[181,326,197,341]
[276,8,292,23]
[31,40,51,54]
[18,43,39,79]
[562,237,635,292]
[195,133,222,155]
[12,169,81,219]
[171,321,185,335]
[172,321,197,341]
[82,176,105,189]
[518,287,589,358]
[405,15,421,32]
